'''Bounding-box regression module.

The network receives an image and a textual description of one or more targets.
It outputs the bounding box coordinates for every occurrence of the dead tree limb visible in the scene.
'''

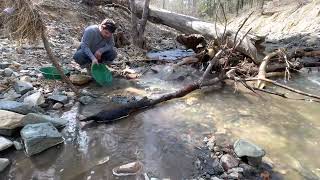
[246,78,320,100]
[256,50,281,89]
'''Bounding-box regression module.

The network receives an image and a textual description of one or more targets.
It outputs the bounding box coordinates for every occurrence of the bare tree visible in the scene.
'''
[129,0,151,48]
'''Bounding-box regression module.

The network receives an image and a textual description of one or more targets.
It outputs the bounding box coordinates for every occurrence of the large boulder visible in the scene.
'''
[0,158,10,172]
[0,136,13,151]
[20,123,64,156]
[14,81,34,95]
[234,139,266,167]
[0,100,43,114]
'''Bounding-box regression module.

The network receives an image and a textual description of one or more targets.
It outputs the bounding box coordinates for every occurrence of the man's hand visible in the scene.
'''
[94,50,102,62]
[92,58,99,65]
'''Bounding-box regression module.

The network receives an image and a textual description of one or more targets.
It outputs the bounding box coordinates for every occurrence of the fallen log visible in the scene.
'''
[107,1,260,64]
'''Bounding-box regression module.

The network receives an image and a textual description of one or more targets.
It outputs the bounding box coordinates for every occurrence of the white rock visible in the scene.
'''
[0,136,13,151]
[53,103,63,109]
[23,92,45,107]
[0,158,10,172]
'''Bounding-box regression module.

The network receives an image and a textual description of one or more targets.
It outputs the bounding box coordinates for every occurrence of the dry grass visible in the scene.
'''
[4,0,45,42]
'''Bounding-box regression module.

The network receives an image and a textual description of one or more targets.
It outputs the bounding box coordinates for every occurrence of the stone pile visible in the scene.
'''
[194,136,271,180]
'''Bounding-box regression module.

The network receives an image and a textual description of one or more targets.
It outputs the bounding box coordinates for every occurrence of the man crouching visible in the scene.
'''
[73,18,117,74]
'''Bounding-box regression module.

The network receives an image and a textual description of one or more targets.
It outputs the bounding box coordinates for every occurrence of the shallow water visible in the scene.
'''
[3,67,320,180]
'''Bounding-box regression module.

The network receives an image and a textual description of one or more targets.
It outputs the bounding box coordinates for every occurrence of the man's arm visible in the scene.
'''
[98,35,115,54]
[80,28,97,62]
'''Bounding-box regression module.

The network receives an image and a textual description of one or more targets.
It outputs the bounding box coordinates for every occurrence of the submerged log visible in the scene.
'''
[80,78,223,123]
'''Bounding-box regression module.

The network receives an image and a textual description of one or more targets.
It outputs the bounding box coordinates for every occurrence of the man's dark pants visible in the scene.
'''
[73,49,117,68]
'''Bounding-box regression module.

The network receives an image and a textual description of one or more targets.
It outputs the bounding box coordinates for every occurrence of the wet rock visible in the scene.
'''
[2,89,21,101]
[20,76,32,82]
[206,136,216,151]
[227,167,244,174]
[23,92,45,107]
[13,141,23,150]
[210,177,223,180]
[239,163,258,177]
[48,95,69,104]
[211,158,224,175]
[14,81,34,95]
[0,110,25,136]
[234,139,265,167]
[0,100,43,114]
[227,172,242,179]
[220,154,239,171]
[0,158,10,172]
[79,96,94,105]
[53,103,63,109]
[20,123,64,156]
[70,74,91,85]
[4,68,14,77]
[22,113,67,128]
[0,62,11,69]
[0,136,13,151]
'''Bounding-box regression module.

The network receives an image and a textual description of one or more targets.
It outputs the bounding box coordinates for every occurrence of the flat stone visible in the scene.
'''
[14,81,34,95]
[48,95,69,104]
[20,123,64,156]
[23,92,45,107]
[21,113,67,128]
[4,68,14,77]
[70,74,91,85]
[0,136,13,151]
[2,90,21,101]
[220,154,239,171]
[0,158,10,172]
[234,139,265,158]
[0,100,43,115]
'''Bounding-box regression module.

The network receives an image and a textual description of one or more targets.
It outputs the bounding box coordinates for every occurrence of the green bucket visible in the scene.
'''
[91,64,112,86]
[39,66,70,80]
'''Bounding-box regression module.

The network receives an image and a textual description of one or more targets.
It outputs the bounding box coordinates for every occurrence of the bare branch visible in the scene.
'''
[233,11,254,49]
[245,78,320,100]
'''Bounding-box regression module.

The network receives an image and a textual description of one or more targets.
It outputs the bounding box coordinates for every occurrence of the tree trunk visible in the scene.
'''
[130,0,150,48]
